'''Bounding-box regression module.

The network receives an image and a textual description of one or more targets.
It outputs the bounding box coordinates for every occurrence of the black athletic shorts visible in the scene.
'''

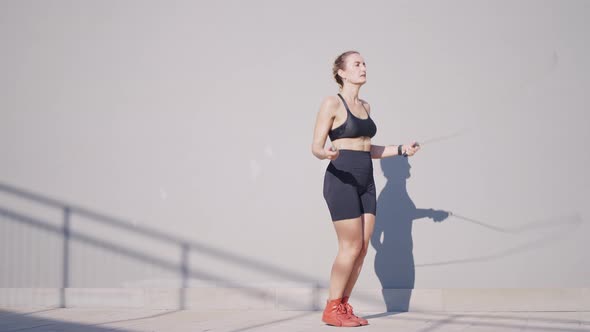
[323,150,377,221]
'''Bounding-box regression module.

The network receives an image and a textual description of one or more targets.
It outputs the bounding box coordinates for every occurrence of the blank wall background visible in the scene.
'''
[1,0,589,292]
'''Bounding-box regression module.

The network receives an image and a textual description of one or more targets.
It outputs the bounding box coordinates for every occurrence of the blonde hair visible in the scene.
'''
[332,50,359,88]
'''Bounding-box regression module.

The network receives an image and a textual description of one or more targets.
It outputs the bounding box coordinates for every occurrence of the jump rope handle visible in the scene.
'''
[403,142,420,157]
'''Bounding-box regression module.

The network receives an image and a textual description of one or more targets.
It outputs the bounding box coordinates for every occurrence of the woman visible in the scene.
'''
[311,50,421,327]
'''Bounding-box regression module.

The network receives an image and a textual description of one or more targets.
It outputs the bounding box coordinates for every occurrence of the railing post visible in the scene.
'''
[60,206,70,308]
[179,242,189,310]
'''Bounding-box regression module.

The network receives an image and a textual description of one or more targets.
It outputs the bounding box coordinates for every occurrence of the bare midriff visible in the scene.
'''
[331,136,372,152]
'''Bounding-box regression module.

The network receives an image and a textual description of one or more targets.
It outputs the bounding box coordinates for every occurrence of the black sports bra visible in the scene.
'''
[329,93,377,141]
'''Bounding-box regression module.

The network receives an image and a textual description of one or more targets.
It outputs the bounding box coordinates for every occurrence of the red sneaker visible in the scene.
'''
[342,296,368,326]
[322,297,361,327]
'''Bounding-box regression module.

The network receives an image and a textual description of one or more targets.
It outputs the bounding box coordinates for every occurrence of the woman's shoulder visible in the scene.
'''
[321,95,341,107]
[318,95,341,116]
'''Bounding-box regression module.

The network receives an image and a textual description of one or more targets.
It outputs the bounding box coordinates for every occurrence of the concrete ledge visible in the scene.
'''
[0,288,61,307]
[442,288,585,311]
[1,288,589,311]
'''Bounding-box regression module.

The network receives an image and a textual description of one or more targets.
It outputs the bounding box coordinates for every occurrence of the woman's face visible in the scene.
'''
[340,53,367,85]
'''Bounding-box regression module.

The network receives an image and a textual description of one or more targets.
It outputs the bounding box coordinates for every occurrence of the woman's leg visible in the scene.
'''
[328,216,364,300]
[343,213,375,298]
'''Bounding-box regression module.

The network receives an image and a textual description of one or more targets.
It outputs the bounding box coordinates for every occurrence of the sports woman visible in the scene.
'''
[311,50,421,327]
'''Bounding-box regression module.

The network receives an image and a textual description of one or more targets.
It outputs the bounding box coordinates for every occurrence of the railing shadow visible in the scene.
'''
[0,182,326,311]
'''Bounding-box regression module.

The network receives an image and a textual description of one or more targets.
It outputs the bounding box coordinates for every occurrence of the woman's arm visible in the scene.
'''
[370,145,402,159]
[370,142,420,159]
[311,97,340,160]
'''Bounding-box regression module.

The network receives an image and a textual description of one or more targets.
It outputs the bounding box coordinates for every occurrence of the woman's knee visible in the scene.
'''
[339,240,363,258]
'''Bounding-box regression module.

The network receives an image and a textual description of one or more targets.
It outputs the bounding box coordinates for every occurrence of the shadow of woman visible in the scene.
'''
[370,156,449,313]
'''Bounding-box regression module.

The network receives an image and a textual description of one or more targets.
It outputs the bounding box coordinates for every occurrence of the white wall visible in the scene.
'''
[1,0,589,303]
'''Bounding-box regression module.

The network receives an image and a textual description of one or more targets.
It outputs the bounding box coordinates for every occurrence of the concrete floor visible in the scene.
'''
[1,308,590,332]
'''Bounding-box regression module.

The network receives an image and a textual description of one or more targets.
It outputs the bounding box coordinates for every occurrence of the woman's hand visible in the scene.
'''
[403,141,421,157]
[324,146,340,160]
